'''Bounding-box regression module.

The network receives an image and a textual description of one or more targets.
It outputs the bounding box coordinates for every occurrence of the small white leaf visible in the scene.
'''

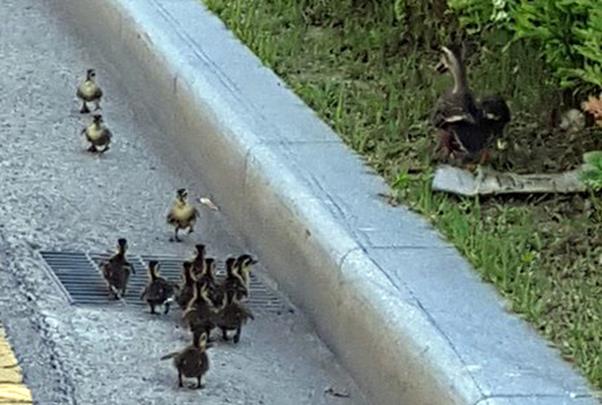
[199,197,219,211]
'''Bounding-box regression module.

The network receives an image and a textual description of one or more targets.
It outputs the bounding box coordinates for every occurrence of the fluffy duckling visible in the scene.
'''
[81,114,112,154]
[101,238,135,299]
[191,244,206,279]
[218,256,249,302]
[233,254,257,301]
[176,261,195,310]
[215,289,255,344]
[76,68,103,113]
[160,332,211,389]
[140,261,176,315]
[166,188,199,242]
[198,258,221,306]
[183,281,217,344]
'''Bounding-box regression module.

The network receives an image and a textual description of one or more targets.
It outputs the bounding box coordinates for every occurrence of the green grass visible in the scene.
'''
[202,0,602,389]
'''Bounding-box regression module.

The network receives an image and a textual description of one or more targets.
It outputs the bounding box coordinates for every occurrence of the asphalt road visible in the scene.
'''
[0,1,367,404]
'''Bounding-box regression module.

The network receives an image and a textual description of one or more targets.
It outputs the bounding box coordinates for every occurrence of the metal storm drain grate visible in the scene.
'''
[39,251,290,314]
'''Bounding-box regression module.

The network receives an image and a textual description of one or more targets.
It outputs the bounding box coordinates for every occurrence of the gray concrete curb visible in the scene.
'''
[55,1,597,404]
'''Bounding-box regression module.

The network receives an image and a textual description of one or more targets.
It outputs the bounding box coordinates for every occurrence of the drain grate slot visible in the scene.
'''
[40,250,290,314]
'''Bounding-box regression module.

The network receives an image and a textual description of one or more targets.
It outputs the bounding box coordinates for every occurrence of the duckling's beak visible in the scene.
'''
[205,342,214,349]
[250,259,258,265]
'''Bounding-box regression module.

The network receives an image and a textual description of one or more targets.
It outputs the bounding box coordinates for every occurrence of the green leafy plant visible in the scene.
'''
[581,151,602,191]
[448,0,602,92]
[447,0,515,34]
[513,0,600,90]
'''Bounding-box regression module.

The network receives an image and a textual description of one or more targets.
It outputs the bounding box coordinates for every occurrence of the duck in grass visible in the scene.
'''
[431,45,511,174]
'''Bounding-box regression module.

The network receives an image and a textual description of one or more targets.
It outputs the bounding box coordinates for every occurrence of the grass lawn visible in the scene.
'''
[202,0,602,388]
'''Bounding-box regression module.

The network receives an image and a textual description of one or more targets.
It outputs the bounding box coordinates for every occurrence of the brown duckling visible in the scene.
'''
[160,332,211,389]
[191,244,206,279]
[166,188,199,242]
[76,68,103,113]
[182,281,217,344]
[176,261,195,310]
[215,289,255,344]
[81,114,112,154]
[140,260,176,315]
[218,256,249,302]
[233,254,257,301]
[198,257,221,306]
[101,238,135,299]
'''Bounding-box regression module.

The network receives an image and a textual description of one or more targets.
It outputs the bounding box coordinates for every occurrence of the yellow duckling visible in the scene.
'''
[76,68,103,113]
[81,114,112,153]
[166,188,199,242]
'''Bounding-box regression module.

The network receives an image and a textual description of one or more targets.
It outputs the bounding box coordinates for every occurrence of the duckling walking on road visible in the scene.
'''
[191,244,206,279]
[233,254,257,301]
[215,289,254,344]
[160,332,211,389]
[101,238,135,300]
[140,260,176,315]
[218,257,242,302]
[166,188,199,242]
[81,114,112,154]
[176,261,196,310]
[183,281,217,344]
[76,68,103,113]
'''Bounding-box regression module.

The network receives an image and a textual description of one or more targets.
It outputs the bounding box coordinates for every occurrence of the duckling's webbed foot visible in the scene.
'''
[187,226,194,235]
[164,303,170,315]
[94,100,101,111]
[99,145,110,154]
[87,145,98,153]
[221,328,229,341]
[178,371,183,388]
[233,327,241,344]
[80,102,90,114]
[196,377,204,389]
[170,228,182,242]
[150,304,157,314]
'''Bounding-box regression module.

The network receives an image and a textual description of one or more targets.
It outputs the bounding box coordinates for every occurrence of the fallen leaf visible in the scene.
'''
[198,197,219,211]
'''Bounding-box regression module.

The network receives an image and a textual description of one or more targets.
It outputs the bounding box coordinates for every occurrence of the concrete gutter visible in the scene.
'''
[55,1,597,403]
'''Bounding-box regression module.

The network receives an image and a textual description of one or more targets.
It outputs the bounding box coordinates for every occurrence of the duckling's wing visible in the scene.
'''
[102,128,112,141]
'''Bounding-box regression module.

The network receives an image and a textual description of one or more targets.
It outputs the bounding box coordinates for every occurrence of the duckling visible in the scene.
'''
[182,281,217,344]
[431,45,487,165]
[166,188,199,242]
[198,258,221,306]
[191,244,206,279]
[233,254,257,301]
[160,332,211,389]
[101,238,135,299]
[218,256,250,302]
[215,289,255,344]
[176,261,195,310]
[81,114,112,153]
[140,260,176,315]
[76,68,103,113]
